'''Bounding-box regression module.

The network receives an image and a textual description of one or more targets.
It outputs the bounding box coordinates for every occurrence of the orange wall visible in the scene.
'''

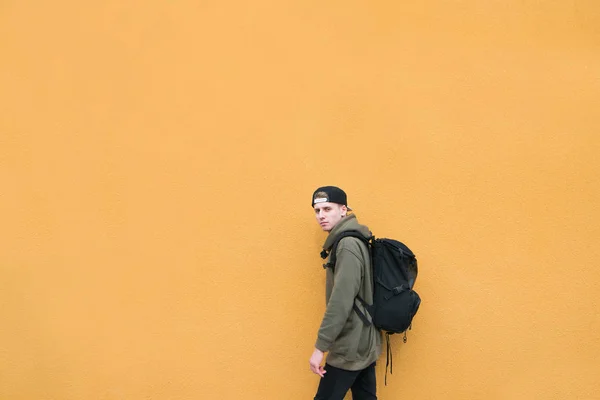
[1,1,599,399]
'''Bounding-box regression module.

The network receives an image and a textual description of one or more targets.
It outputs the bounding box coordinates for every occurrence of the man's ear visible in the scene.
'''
[340,205,347,216]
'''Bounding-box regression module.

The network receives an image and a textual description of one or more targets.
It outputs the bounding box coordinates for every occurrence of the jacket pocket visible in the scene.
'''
[330,314,361,361]
[356,324,376,359]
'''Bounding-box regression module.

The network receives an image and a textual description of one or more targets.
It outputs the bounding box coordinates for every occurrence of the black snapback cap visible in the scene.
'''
[311,186,352,210]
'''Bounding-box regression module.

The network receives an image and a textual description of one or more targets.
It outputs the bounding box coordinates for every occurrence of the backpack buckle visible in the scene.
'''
[392,285,407,295]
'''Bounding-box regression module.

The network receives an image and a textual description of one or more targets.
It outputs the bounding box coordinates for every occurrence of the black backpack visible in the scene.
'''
[322,231,421,384]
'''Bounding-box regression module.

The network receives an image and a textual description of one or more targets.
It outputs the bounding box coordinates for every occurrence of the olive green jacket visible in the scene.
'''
[315,214,382,371]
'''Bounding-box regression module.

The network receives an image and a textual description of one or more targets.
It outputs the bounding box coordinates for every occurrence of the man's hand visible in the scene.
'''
[309,348,326,377]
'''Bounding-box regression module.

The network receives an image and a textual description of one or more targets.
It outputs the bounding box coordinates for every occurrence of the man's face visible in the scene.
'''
[314,202,346,232]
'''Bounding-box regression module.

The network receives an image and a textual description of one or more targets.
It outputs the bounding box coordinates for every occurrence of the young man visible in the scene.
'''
[309,186,381,400]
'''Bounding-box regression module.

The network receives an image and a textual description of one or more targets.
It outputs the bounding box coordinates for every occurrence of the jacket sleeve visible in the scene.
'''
[315,239,364,352]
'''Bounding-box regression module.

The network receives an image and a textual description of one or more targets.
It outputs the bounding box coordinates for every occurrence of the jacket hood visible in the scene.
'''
[323,214,371,250]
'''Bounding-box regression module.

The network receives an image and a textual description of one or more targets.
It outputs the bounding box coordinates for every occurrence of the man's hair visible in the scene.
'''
[313,191,347,212]
[311,186,352,211]
[314,191,328,200]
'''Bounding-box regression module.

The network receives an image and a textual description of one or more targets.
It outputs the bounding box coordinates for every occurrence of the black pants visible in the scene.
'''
[314,362,377,400]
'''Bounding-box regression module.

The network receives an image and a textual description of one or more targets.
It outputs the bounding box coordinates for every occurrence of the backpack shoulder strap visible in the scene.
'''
[321,230,371,271]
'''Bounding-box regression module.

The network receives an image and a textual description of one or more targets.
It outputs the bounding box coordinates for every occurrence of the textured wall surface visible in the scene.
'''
[1,1,599,399]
